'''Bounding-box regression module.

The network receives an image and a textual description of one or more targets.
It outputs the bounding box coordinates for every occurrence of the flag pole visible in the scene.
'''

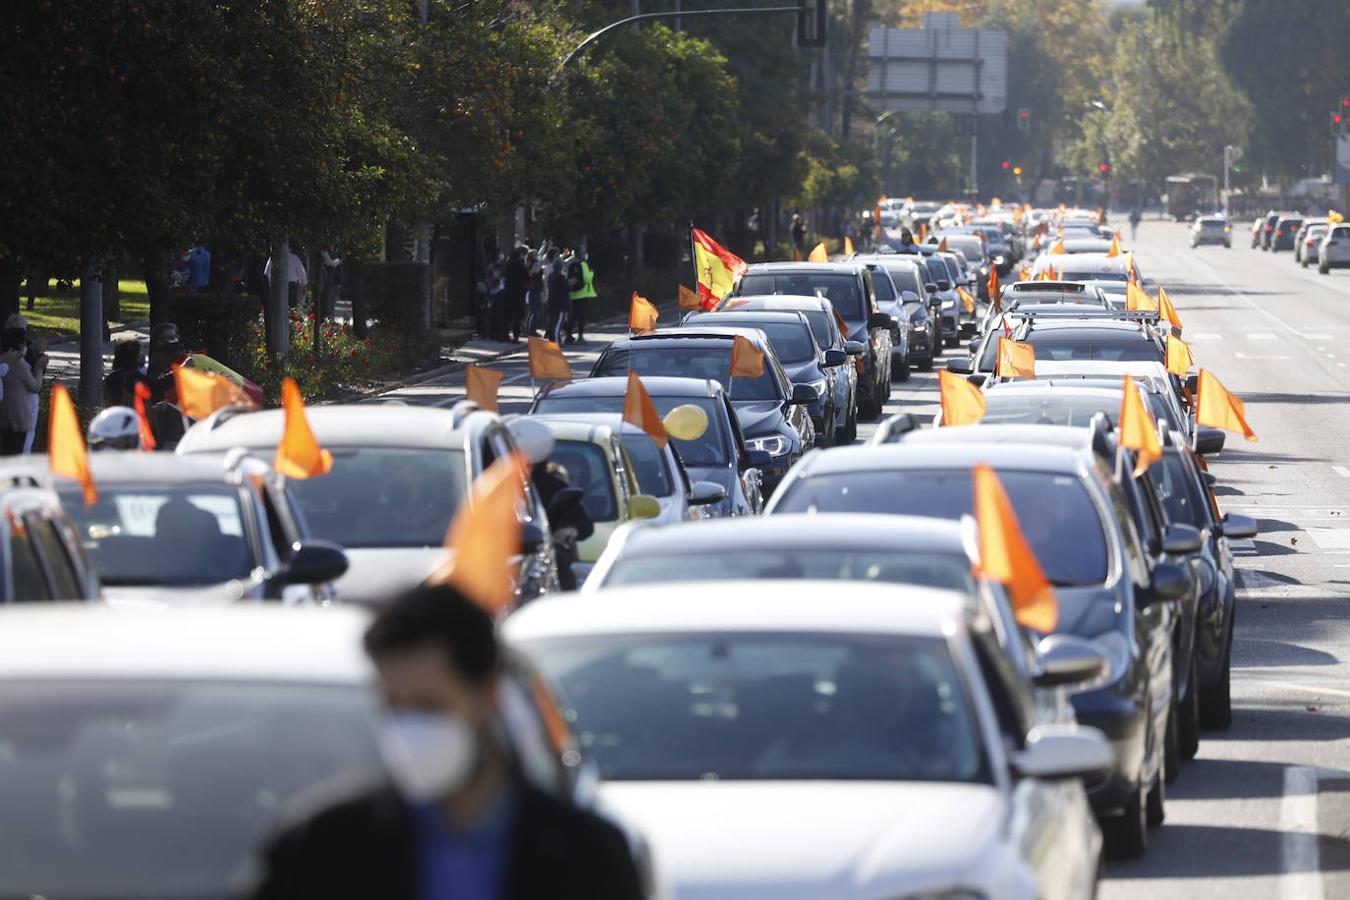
[688,222,698,300]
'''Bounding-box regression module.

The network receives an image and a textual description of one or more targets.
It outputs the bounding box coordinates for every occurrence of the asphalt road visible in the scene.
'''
[381,220,1350,896]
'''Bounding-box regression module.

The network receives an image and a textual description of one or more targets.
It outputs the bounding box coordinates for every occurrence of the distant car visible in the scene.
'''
[853,255,941,367]
[951,318,1164,388]
[531,376,765,516]
[1258,211,1291,250]
[589,327,815,492]
[854,264,912,381]
[1190,216,1231,248]
[1269,215,1304,252]
[506,582,1110,900]
[0,476,101,603]
[177,404,559,604]
[735,262,894,418]
[1032,252,1139,285]
[1298,223,1328,266]
[1319,223,1350,273]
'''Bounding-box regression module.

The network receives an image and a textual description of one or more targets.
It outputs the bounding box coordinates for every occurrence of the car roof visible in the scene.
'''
[719,295,832,312]
[180,404,474,452]
[904,424,1098,452]
[619,327,768,346]
[686,310,811,327]
[1038,253,1127,269]
[503,580,966,641]
[1027,321,1149,338]
[529,417,619,444]
[984,381,1125,401]
[538,376,721,400]
[0,604,372,682]
[788,441,1084,476]
[742,262,864,275]
[1,452,260,488]
[618,513,967,555]
[1030,360,1170,379]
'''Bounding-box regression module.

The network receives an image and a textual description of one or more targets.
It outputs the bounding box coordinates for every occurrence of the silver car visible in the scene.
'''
[1318,223,1350,273]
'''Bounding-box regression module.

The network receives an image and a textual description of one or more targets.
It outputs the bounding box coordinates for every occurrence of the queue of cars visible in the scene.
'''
[1248,209,1350,273]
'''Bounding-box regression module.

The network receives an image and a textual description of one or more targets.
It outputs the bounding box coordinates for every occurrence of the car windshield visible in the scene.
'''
[773,468,1109,586]
[533,396,730,467]
[284,447,466,548]
[552,440,619,522]
[737,274,864,320]
[620,435,674,498]
[980,393,1124,426]
[755,322,816,363]
[800,310,833,349]
[1009,332,1160,363]
[63,486,252,586]
[0,679,378,898]
[593,345,781,401]
[870,270,897,304]
[523,632,987,783]
[884,266,923,298]
[1058,270,1128,282]
[603,548,974,593]
[1150,453,1206,528]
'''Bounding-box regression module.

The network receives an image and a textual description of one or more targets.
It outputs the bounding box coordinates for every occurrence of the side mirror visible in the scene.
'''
[1202,472,1217,488]
[508,418,556,465]
[925,283,939,295]
[1010,726,1115,781]
[742,448,773,469]
[1162,523,1203,555]
[937,279,953,292]
[901,291,920,303]
[843,340,866,357]
[789,383,817,405]
[1035,634,1108,687]
[823,348,847,367]
[1220,512,1258,539]
[1145,561,1192,604]
[1196,427,1226,456]
[689,480,727,506]
[868,312,893,330]
[945,357,973,375]
[967,338,982,350]
[1184,373,1199,395]
[284,540,349,585]
[520,521,546,555]
[627,495,661,520]
[967,374,988,388]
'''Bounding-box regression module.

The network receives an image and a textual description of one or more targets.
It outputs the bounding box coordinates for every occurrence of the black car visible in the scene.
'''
[589,327,814,492]
[709,294,863,443]
[685,310,847,444]
[1258,211,1290,250]
[0,476,102,602]
[1270,215,1304,252]
[857,256,941,368]
[735,262,894,419]
[767,439,1193,859]
[951,318,1164,387]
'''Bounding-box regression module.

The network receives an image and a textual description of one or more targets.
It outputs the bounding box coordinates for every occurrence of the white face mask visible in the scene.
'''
[378,710,478,803]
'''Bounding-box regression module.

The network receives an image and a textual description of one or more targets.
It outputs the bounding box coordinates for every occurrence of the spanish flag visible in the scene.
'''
[692,227,747,310]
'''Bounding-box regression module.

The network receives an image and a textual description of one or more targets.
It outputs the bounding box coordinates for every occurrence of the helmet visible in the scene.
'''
[88,406,141,451]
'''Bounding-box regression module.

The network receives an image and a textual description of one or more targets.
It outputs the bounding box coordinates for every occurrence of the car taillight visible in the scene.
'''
[1277,229,1284,235]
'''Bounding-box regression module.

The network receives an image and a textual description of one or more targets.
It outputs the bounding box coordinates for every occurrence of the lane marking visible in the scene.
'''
[1235,352,1293,360]
[1190,332,1224,341]
[1248,332,1277,341]
[1248,679,1350,700]
[1280,765,1323,900]
[1304,528,1350,550]
[1333,466,1350,478]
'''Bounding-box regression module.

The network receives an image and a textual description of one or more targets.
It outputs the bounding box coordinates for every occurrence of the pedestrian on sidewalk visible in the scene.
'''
[264,248,308,309]
[546,256,571,344]
[187,240,212,292]
[565,246,597,345]
[524,249,545,337]
[320,249,343,319]
[0,326,44,456]
[503,246,529,343]
[6,315,45,454]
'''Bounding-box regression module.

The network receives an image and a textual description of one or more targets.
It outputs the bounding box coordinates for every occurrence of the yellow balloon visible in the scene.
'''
[662,404,709,442]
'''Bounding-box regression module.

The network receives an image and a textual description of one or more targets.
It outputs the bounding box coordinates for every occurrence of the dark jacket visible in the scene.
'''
[242,781,644,900]
[546,269,572,317]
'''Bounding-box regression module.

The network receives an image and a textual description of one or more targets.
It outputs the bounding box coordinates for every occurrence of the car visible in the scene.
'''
[1056,237,1114,254]
[1257,211,1292,250]
[0,603,636,899]
[952,318,1164,388]
[176,403,559,604]
[934,224,1012,272]
[1269,215,1304,252]
[0,478,101,603]
[1318,223,1350,273]
[684,309,851,439]
[978,282,1111,337]
[735,262,894,418]
[1190,216,1232,248]
[1299,223,1329,266]
[924,232,993,288]
[505,582,1110,899]
[972,378,1208,449]
[588,327,815,491]
[1032,252,1139,285]
[916,252,964,345]
[708,295,863,442]
[766,440,1193,857]
[937,250,982,338]
[1248,216,1265,248]
[531,376,765,516]
[30,451,347,606]
[853,263,912,380]
[852,255,941,367]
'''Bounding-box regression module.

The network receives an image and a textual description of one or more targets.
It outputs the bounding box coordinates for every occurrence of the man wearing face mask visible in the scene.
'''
[243,583,643,900]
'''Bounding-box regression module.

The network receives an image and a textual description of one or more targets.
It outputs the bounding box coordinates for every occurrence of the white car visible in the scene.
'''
[1319,223,1350,273]
[506,582,1109,900]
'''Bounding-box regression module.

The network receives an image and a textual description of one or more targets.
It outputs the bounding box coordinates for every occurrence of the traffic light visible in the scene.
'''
[1013,166,1023,177]
[797,0,826,48]
[1333,111,1345,135]
[1017,108,1031,132]
[1341,96,1350,110]
[1098,162,1111,175]
[1001,160,1011,171]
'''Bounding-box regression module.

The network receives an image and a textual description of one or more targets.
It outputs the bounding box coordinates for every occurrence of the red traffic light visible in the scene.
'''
[1098,162,1110,174]
[1336,113,1345,125]
[1341,96,1350,108]
[1018,109,1030,119]
[1001,160,1011,170]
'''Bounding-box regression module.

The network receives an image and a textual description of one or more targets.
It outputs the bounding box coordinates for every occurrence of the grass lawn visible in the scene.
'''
[24,279,151,339]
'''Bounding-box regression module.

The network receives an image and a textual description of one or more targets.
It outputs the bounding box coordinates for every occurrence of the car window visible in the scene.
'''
[970,629,1035,747]
[551,440,619,522]
[533,395,731,467]
[737,274,865,320]
[1024,333,1161,362]
[1150,452,1204,528]
[9,522,51,602]
[802,310,834,350]
[884,266,922,297]
[620,435,674,499]
[870,270,897,303]
[525,632,989,784]
[32,519,83,599]
[772,468,1109,586]
[593,346,782,401]
[603,548,975,593]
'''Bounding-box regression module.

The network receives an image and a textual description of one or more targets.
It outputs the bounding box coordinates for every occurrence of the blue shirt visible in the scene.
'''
[409,793,518,900]
[187,246,211,288]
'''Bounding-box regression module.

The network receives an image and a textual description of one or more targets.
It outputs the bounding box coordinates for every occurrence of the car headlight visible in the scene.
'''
[807,378,827,397]
[941,299,956,309]
[1088,630,1131,685]
[993,255,1006,266]
[746,435,790,457]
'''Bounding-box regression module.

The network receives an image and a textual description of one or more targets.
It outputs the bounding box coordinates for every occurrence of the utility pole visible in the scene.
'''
[77,266,103,409]
[267,241,290,364]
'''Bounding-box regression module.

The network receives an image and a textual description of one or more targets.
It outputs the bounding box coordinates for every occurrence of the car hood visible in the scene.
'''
[730,399,787,437]
[599,781,1001,900]
[781,360,823,385]
[103,581,260,607]
[1054,584,1125,637]
[332,546,449,604]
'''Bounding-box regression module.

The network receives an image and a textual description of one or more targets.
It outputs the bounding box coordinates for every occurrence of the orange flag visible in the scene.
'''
[973,463,1057,633]
[1119,375,1162,478]
[1165,334,1194,378]
[987,266,1000,304]
[918,223,928,242]
[1125,280,1157,312]
[807,242,829,262]
[274,377,334,479]
[48,384,96,505]
[527,336,572,382]
[1106,234,1122,257]
[957,286,977,313]
[1017,264,1031,281]
[174,364,255,420]
[430,453,527,613]
[678,284,702,311]
[730,334,765,378]
[1047,238,1066,255]
[623,370,668,448]
[133,381,157,451]
[997,337,1036,378]
[1197,369,1257,442]
[1157,285,1183,330]
[465,365,503,412]
[629,291,659,333]
[936,237,949,252]
[939,369,986,426]
[843,235,855,256]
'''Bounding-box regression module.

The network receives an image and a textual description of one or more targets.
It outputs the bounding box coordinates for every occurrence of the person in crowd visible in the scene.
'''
[104,338,149,409]
[187,240,212,292]
[503,246,529,343]
[565,246,596,345]
[1129,207,1143,241]
[147,322,188,404]
[524,249,545,338]
[896,228,918,254]
[545,255,571,345]
[486,258,508,342]
[320,249,343,319]
[242,582,644,900]
[264,247,308,308]
[790,212,807,259]
[0,326,44,456]
[5,314,44,453]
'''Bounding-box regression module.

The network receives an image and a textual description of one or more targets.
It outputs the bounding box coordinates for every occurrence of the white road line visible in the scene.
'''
[1252,679,1350,700]
[1248,332,1278,341]
[1333,466,1350,478]
[1280,765,1323,900]
[1190,332,1224,340]
[1235,352,1292,360]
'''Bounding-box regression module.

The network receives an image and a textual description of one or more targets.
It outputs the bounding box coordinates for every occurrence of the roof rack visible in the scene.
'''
[1017,308,1158,322]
